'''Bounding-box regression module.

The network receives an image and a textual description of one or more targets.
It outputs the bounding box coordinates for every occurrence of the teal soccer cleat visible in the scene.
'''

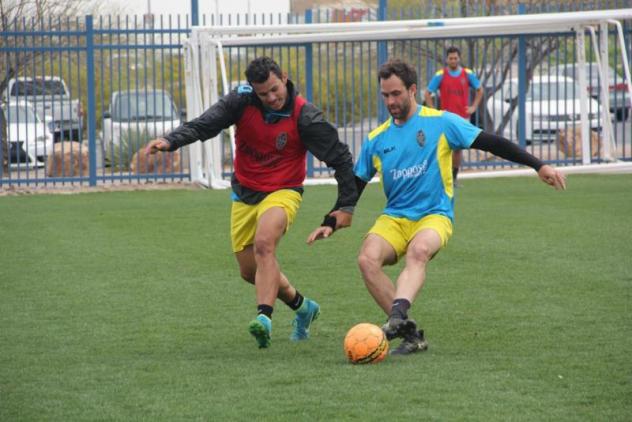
[290,299,320,341]
[248,314,272,349]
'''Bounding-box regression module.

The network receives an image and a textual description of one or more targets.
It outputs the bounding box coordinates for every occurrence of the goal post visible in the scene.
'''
[184,8,632,187]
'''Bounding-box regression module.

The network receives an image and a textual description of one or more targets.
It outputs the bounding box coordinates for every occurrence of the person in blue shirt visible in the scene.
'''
[307,59,566,356]
[424,46,484,185]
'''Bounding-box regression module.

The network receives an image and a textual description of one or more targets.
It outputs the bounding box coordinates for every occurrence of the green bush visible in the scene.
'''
[109,128,153,171]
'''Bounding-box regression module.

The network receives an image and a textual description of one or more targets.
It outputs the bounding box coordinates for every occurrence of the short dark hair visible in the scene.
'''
[245,57,283,84]
[446,46,461,57]
[378,59,417,89]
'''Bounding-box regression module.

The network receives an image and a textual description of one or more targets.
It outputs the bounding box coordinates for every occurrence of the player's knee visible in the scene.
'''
[357,253,380,275]
[407,243,433,264]
[253,236,276,259]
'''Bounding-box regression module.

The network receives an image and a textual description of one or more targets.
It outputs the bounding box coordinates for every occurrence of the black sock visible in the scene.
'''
[390,298,411,320]
[452,167,459,181]
[286,291,304,311]
[257,304,273,319]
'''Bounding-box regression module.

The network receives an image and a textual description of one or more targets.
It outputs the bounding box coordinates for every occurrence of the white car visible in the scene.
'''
[486,75,602,143]
[101,89,182,162]
[550,63,630,121]
[1,100,54,167]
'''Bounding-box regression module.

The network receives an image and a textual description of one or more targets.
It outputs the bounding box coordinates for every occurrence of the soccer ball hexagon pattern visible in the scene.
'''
[343,323,389,364]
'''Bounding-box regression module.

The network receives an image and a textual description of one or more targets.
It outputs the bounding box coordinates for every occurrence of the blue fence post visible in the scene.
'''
[86,15,97,186]
[191,0,199,26]
[517,3,527,148]
[305,9,314,177]
[377,0,388,122]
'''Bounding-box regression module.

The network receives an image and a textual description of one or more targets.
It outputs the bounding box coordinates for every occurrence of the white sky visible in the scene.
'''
[117,0,290,17]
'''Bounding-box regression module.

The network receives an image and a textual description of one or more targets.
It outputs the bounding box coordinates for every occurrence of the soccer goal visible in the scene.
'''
[183,8,632,188]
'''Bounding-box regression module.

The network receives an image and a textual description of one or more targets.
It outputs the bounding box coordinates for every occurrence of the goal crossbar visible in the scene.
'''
[184,9,632,187]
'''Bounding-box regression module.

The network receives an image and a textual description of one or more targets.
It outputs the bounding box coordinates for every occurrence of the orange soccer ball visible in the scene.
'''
[343,323,389,364]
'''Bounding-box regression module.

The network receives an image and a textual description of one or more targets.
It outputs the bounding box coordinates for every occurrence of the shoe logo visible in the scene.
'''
[383,146,396,154]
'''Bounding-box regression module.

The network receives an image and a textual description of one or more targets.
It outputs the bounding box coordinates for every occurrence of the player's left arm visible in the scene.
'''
[466,70,484,115]
[298,103,359,230]
[306,175,368,245]
[470,132,567,190]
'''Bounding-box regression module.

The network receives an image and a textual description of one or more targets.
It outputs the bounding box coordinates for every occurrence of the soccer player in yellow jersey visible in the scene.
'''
[308,59,566,356]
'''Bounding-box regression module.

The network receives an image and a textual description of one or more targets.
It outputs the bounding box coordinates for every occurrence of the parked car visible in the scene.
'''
[549,63,631,121]
[486,75,602,143]
[0,100,54,167]
[2,76,83,142]
[101,89,182,162]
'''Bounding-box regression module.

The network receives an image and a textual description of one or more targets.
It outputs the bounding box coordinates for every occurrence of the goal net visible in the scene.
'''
[183,9,632,188]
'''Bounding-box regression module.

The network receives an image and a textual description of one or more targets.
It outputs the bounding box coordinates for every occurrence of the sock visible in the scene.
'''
[257,304,273,319]
[286,291,304,311]
[390,298,411,320]
[452,167,459,181]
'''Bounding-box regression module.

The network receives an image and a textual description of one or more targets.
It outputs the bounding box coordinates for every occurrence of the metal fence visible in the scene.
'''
[1,1,631,188]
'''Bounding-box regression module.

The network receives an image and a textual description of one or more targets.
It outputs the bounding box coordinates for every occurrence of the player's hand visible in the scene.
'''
[144,138,170,156]
[537,165,566,190]
[331,210,353,229]
[466,105,476,115]
[306,226,334,245]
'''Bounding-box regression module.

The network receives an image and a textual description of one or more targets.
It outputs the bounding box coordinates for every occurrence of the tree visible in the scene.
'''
[386,0,573,136]
[0,0,137,144]
[0,1,101,95]
[0,0,105,149]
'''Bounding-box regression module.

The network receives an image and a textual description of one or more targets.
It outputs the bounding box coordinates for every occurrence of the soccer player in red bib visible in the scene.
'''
[145,57,359,349]
[424,46,484,185]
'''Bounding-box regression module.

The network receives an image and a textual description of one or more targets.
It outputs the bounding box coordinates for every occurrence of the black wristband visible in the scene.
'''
[321,215,337,231]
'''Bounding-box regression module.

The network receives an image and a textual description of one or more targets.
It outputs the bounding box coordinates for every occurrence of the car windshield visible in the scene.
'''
[566,64,620,82]
[4,105,40,124]
[527,82,580,101]
[112,92,178,121]
[10,80,66,96]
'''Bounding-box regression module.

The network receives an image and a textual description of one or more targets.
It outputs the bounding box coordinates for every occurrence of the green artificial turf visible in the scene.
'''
[1,174,630,421]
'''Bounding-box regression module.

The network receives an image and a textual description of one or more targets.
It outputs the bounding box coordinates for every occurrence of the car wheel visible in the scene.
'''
[615,108,629,122]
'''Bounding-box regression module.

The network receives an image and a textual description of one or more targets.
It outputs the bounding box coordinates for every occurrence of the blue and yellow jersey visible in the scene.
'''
[427,67,481,93]
[354,105,482,221]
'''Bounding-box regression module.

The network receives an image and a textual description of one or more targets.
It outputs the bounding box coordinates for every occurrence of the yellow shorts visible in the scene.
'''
[368,214,453,259]
[230,189,302,253]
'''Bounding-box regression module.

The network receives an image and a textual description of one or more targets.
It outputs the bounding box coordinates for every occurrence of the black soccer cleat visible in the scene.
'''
[390,329,429,356]
[381,317,418,341]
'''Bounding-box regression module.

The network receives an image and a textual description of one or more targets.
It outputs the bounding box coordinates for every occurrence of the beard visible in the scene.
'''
[388,98,411,121]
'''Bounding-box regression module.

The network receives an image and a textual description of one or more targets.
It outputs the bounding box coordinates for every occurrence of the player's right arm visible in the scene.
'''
[298,103,358,230]
[145,91,248,156]
[424,71,443,109]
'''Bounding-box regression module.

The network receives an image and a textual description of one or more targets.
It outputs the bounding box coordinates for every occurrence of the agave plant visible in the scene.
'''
[110,128,153,171]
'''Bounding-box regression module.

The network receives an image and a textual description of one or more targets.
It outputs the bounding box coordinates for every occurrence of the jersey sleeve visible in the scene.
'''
[353,137,377,182]
[466,69,482,90]
[427,73,443,93]
[163,90,247,150]
[298,103,358,209]
[443,112,483,150]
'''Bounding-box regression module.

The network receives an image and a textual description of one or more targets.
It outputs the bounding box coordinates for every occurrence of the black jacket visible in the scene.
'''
[164,81,358,209]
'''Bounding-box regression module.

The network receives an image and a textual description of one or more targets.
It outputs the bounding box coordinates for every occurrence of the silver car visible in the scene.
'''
[101,89,182,164]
